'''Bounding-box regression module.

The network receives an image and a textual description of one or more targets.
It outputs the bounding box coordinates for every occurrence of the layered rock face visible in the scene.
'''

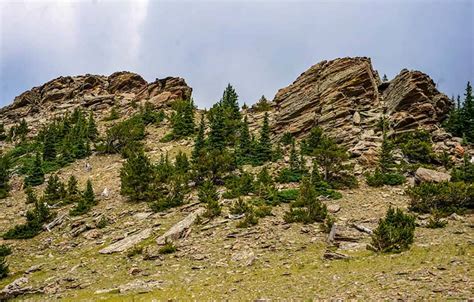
[272,57,453,163]
[383,69,451,132]
[0,71,191,132]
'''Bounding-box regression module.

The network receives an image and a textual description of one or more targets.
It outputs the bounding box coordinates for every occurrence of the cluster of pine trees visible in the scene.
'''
[444,81,474,143]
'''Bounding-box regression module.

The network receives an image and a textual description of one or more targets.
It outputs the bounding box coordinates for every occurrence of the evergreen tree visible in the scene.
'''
[221,84,241,121]
[16,119,28,142]
[25,152,44,186]
[0,256,8,279]
[74,136,88,159]
[289,140,301,172]
[199,180,221,218]
[25,186,37,204]
[192,113,206,163]
[462,81,474,141]
[313,136,348,181]
[0,156,10,199]
[120,151,156,201]
[382,74,388,82]
[174,151,190,175]
[43,129,57,162]
[220,84,241,143]
[83,179,96,206]
[59,135,74,165]
[284,177,328,223]
[0,124,7,141]
[171,99,195,138]
[208,103,226,150]
[237,115,252,163]
[256,112,272,164]
[44,174,63,203]
[87,111,99,140]
[66,175,80,204]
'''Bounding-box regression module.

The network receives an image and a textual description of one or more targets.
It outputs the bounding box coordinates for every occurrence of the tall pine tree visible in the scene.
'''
[208,103,226,150]
[256,112,272,164]
[25,152,44,186]
[87,111,99,141]
[192,113,206,163]
[120,151,156,201]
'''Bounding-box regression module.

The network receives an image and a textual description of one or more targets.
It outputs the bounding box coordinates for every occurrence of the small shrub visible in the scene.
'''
[223,172,255,198]
[229,198,250,215]
[280,132,294,145]
[96,216,108,229]
[277,168,303,183]
[3,198,52,239]
[370,207,415,253]
[236,207,259,228]
[426,211,448,229]
[284,178,328,224]
[159,241,177,254]
[451,155,474,183]
[276,189,299,203]
[397,130,434,163]
[407,181,473,215]
[159,132,174,143]
[366,170,406,187]
[0,257,8,279]
[126,246,143,258]
[321,215,335,233]
[0,245,11,257]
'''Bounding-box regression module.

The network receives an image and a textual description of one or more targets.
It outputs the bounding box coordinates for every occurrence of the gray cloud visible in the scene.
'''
[1,0,473,108]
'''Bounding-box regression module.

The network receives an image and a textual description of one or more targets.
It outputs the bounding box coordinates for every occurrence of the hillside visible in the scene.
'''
[0,57,472,301]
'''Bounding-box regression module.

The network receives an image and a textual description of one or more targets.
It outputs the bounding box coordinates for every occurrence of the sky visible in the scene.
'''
[0,0,473,108]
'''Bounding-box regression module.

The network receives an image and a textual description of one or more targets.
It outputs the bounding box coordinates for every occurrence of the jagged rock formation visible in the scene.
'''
[272,57,454,163]
[0,71,191,133]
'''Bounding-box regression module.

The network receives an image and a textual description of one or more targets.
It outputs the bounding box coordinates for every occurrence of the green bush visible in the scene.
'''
[366,170,406,187]
[0,257,8,279]
[397,130,434,163]
[159,241,177,254]
[0,245,11,257]
[236,207,259,228]
[451,155,474,183]
[277,168,303,183]
[407,181,473,215]
[3,197,53,239]
[426,210,448,229]
[229,198,250,215]
[276,189,299,203]
[280,132,294,146]
[223,172,255,198]
[370,207,415,253]
[284,178,328,224]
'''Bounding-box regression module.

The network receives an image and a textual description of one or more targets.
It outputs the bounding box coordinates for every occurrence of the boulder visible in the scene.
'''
[415,167,451,183]
[99,228,153,254]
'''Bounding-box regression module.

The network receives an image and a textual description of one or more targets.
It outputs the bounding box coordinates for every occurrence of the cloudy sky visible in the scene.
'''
[0,0,472,108]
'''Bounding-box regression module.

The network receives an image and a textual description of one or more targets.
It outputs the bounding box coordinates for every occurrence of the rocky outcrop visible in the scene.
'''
[273,57,381,147]
[0,72,192,133]
[415,167,451,183]
[272,57,454,163]
[383,69,452,132]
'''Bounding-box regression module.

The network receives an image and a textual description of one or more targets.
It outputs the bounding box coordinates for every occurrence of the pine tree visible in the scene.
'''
[83,179,96,206]
[174,151,190,175]
[208,104,226,150]
[25,186,37,204]
[0,256,8,279]
[289,140,301,172]
[284,177,327,223]
[66,175,80,204]
[192,113,206,163]
[171,99,195,138]
[43,129,57,162]
[25,152,44,186]
[462,81,474,142]
[16,119,28,142]
[256,112,272,164]
[0,124,7,141]
[199,180,221,218]
[238,115,252,163]
[0,156,10,199]
[44,174,62,203]
[120,151,156,201]
[221,84,240,121]
[87,111,99,141]
[220,84,241,143]
[74,136,88,159]
[59,135,74,165]
[382,74,388,82]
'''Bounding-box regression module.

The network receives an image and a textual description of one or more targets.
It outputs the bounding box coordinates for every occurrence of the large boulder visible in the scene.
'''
[415,167,451,183]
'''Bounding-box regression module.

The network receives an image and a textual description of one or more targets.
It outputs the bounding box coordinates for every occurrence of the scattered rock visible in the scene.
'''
[231,250,256,267]
[156,208,205,245]
[99,228,152,254]
[327,204,341,213]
